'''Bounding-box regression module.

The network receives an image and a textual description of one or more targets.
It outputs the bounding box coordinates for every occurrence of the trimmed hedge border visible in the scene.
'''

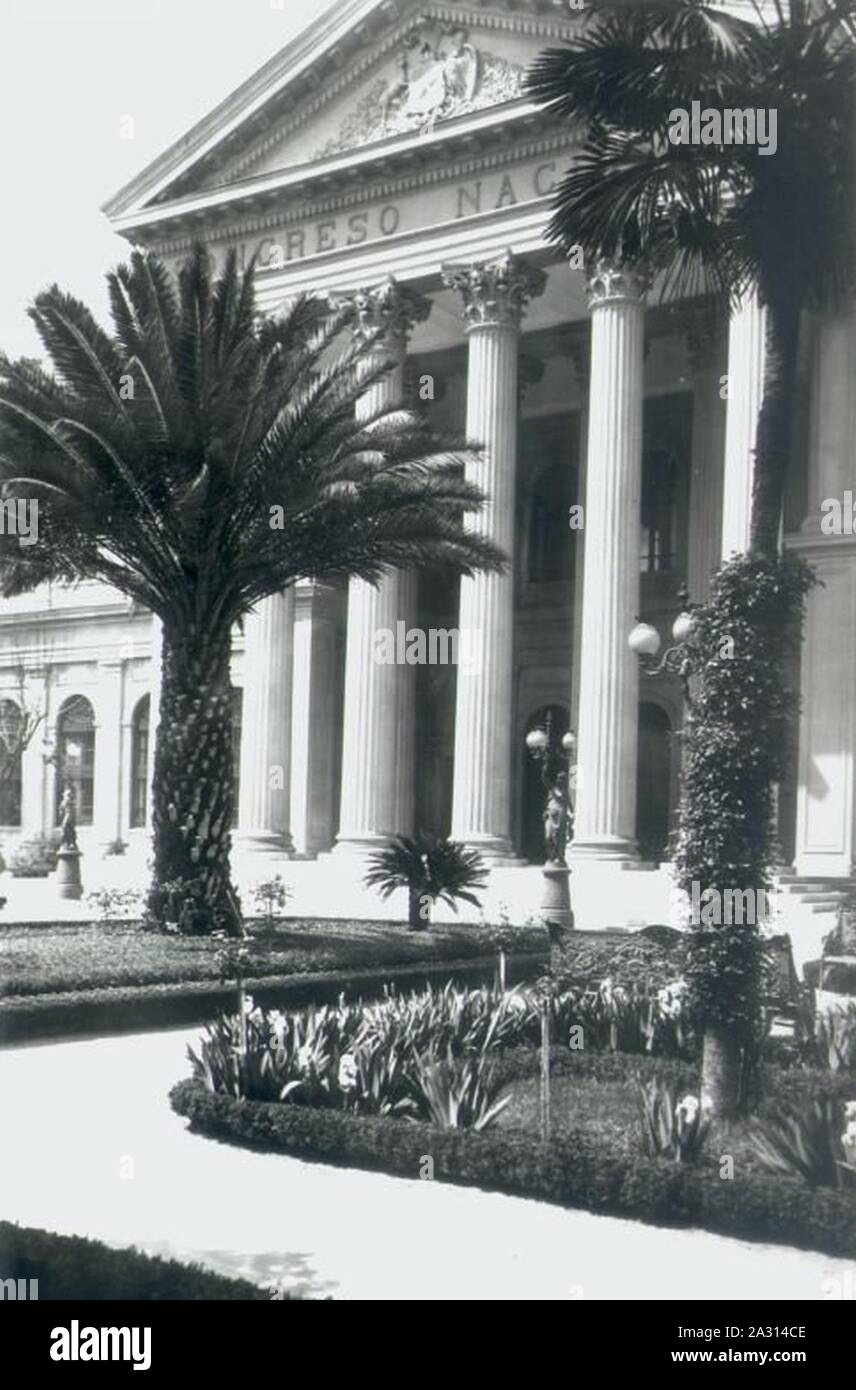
[0,1221,277,1300]
[0,951,546,1045]
[170,1071,856,1262]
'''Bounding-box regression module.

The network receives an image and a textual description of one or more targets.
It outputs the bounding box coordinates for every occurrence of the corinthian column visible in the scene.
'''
[443,251,546,860]
[334,279,431,855]
[237,589,295,855]
[687,306,727,603]
[721,289,766,559]
[571,260,650,861]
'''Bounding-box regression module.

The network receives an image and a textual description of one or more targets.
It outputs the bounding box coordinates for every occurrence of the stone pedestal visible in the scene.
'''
[55,848,83,900]
[443,251,545,861]
[540,863,573,930]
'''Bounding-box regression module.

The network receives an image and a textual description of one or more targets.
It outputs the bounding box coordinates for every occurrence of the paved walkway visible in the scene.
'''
[1,1027,853,1300]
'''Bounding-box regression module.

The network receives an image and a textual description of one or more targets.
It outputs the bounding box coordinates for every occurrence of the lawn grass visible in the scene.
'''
[497,1054,801,1178]
[0,917,545,1000]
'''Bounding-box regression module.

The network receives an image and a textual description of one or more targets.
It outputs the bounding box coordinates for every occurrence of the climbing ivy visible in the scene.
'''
[673,553,815,1028]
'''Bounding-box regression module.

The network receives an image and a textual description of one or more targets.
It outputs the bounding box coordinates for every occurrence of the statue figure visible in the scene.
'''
[59,785,78,851]
[544,771,569,865]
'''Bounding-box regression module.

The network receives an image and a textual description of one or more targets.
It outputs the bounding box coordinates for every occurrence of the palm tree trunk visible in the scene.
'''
[146,623,242,936]
[408,886,427,930]
[750,293,802,558]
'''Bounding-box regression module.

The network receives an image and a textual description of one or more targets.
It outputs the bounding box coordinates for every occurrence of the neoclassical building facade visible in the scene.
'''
[1,0,853,954]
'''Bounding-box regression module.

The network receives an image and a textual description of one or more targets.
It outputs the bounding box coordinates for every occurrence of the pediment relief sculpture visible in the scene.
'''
[317,20,525,157]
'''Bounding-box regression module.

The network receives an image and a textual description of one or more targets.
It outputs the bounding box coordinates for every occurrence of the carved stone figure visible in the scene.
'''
[544,771,569,865]
[59,786,78,851]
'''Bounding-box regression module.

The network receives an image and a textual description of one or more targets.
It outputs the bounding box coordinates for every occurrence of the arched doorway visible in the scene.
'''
[54,696,96,826]
[635,702,673,864]
[522,704,570,864]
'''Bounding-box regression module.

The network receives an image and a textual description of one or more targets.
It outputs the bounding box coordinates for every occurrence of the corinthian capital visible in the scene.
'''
[335,277,432,350]
[442,250,546,331]
[586,259,652,310]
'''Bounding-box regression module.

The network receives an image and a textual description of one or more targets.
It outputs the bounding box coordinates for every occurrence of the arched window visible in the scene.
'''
[129,696,150,828]
[55,696,95,826]
[0,699,24,826]
[231,687,243,827]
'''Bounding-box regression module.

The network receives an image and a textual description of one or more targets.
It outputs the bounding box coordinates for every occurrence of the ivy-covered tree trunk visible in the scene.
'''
[680,292,808,1121]
[700,1022,744,1121]
[146,624,242,937]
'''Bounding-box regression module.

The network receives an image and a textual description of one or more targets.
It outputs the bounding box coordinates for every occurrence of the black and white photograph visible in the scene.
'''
[0,0,854,1347]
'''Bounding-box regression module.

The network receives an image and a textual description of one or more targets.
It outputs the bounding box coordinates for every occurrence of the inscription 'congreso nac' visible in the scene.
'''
[227,161,559,270]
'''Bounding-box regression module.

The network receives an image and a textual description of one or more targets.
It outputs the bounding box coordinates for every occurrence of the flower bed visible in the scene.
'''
[170,980,856,1260]
[170,1063,856,1260]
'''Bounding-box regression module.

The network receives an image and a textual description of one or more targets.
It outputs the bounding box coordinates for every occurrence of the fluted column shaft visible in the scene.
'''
[238,589,295,853]
[571,261,649,859]
[335,280,430,852]
[721,289,766,559]
[444,252,545,858]
[687,310,727,603]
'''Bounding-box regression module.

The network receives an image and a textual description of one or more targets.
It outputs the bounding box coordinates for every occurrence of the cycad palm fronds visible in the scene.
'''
[364,832,488,927]
[0,248,504,934]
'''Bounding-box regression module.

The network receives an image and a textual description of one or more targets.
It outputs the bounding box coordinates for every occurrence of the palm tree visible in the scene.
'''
[527,0,855,1113]
[364,833,487,929]
[0,248,503,936]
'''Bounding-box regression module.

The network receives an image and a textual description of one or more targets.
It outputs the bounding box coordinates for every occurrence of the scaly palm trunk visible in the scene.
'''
[700,291,803,1118]
[408,885,427,931]
[147,623,242,937]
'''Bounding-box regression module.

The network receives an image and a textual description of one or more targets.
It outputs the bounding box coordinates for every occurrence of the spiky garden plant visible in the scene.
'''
[363,832,488,930]
[0,248,503,936]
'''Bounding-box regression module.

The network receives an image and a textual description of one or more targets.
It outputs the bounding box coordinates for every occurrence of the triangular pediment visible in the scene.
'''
[104,1,576,226]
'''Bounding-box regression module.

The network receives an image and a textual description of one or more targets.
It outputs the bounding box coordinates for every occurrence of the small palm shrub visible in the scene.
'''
[746,1098,854,1188]
[363,833,487,930]
[639,1078,710,1163]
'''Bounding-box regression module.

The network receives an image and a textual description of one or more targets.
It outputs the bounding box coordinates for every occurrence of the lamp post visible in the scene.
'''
[628,587,697,706]
[525,713,576,946]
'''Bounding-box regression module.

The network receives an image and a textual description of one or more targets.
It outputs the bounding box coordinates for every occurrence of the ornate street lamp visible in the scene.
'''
[628,587,697,704]
[526,712,576,941]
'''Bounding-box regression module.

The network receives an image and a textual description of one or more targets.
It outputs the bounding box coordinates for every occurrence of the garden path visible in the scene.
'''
[1,1027,851,1301]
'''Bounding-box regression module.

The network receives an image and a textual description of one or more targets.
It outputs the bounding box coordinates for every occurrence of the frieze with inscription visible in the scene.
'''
[203,156,561,275]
